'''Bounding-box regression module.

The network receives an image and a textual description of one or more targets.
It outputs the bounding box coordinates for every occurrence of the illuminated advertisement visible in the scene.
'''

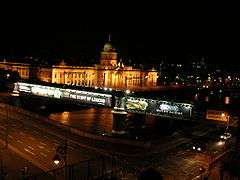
[14,82,112,107]
[126,98,148,111]
[156,103,183,115]
[206,110,229,122]
[126,97,193,119]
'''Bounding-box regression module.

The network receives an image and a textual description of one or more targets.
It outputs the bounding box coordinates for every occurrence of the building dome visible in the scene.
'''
[103,42,115,52]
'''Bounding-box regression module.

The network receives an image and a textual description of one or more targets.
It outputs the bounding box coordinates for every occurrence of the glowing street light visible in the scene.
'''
[52,141,68,167]
[53,154,61,165]
[125,89,130,94]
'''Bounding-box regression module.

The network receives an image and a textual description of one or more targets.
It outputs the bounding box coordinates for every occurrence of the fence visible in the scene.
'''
[26,156,126,180]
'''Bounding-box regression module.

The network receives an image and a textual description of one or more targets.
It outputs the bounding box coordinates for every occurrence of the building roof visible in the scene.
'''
[103,42,115,52]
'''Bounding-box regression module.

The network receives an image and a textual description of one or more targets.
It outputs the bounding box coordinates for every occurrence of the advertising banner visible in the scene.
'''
[126,97,193,119]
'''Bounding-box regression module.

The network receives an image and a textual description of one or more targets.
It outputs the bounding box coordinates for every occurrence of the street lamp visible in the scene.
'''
[53,154,61,165]
[53,141,68,167]
[53,140,68,179]
[199,167,206,180]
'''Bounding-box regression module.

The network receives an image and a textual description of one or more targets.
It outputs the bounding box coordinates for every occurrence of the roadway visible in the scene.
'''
[0,106,105,173]
[126,125,234,180]
[0,92,235,179]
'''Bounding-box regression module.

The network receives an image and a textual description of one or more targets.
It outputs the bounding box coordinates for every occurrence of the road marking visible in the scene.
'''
[24,148,36,156]
[40,152,47,157]
[29,137,36,140]
[33,130,39,134]
[53,143,59,146]
[40,142,47,146]
[28,146,34,150]
[45,149,51,153]
[9,135,13,139]
[20,132,25,135]
[0,125,6,130]
[17,140,23,144]
[38,145,44,149]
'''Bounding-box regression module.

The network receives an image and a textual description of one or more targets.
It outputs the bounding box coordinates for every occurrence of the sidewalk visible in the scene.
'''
[0,145,43,179]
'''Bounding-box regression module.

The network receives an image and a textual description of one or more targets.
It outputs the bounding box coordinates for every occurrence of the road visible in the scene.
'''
[0,106,104,172]
[0,92,235,179]
[123,124,234,180]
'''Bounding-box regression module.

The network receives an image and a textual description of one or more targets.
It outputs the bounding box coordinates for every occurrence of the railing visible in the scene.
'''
[26,156,126,180]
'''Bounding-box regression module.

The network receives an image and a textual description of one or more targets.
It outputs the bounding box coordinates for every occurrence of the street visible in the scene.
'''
[0,93,234,179]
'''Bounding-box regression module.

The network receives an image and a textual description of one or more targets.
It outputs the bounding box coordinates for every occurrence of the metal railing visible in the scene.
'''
[26,156,126,180]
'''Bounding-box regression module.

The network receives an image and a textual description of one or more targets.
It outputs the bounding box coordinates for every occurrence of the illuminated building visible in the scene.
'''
[0,60,30,79]
[0,37,158,90]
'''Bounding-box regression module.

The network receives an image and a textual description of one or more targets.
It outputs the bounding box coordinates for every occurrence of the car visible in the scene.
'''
[191,137,208,152]
[220,132,231,141]
[192,143,207,152]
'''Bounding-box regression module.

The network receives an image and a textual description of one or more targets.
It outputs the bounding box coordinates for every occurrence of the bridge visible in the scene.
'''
[13,82,230,134]
[14,82,194,119]
[13,82,113,107]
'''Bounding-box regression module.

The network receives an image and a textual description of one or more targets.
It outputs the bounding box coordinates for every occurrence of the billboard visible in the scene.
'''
[206,110,229,122]
[14,82,112,107]
[126,97,193,119]
[125,99,148,111]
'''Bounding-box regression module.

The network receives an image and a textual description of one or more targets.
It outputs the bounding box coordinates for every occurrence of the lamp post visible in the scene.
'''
[199,167,206,180]
[5,106,9,149]
[53,140,68,179]
[226,114,230,132]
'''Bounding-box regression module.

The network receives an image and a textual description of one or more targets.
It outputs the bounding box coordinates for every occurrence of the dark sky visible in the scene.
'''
[0,2,239,67]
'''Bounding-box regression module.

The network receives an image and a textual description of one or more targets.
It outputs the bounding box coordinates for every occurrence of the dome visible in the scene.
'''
[103,42,114,52]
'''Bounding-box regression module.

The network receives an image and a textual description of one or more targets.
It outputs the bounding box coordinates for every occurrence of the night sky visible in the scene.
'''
[0,2,239,68]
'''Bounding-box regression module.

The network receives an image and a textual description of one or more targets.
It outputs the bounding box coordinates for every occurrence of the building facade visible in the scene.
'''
[0,39,158,90]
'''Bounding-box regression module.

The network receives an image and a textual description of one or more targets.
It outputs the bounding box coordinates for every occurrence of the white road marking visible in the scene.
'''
[24,148,36,156]
[40,152,47,157]
[0,125,6,130]
[17,140,23,144]
[38,145,44,149]
[33,130,39,134]
[40,142,47,146]
[45,149,51,153]
[53,143,59,146]
[29,137,35,140]
[27,146,34,150]
[9,135,13,139]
